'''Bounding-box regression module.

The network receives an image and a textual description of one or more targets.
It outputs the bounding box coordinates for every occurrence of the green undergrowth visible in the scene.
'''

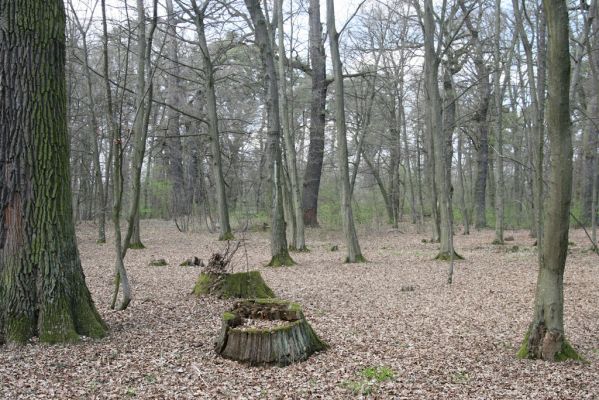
[341,365,395,396]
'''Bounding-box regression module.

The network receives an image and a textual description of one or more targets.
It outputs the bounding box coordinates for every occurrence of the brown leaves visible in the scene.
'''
[1,222,598,399]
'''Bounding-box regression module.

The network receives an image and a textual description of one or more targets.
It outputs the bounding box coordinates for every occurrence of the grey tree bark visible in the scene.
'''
[517,0,580,361]
[302,0,327,228]
[327,0,365,263]
[190,0,234,241]
[276,0,306,251]
[244,0,294,266]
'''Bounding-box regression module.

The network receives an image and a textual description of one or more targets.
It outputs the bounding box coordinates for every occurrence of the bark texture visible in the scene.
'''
[517,0,580,361]
[327,0,364,263]
[301,0,327,228]
[0,0,106,344]
[245,0,294,266]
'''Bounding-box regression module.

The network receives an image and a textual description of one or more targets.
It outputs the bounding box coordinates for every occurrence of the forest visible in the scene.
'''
[0,0,598,398]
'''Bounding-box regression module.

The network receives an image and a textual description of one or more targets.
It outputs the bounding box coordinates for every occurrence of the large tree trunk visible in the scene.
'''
[193,1,233,241]
[0,0,107,344]
[517,0,580,361]
[327,0,364,263]
[245,0,294,266]
[301,0,327,228]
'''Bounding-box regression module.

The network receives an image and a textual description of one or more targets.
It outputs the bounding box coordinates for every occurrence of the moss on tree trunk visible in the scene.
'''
[0,1,107,344]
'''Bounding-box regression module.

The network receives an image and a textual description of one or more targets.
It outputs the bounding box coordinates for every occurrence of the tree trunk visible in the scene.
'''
[193,1,233,241]
[518,0,580,361]
[164,0,189,224]
[276,0,306,250]
[0,0,107,344]
[126,0,154,250]
[493,0,505,244]
[102,0,132,310]
[327,0,364,263]
[245,0,294,266]
[302,0,327,228]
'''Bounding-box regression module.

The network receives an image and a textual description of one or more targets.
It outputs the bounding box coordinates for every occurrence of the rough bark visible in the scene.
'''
[327,0,364,263]
[245,0,294,266]
[0,0,107,344]
[301,0,327,228]
[517,0,580,361]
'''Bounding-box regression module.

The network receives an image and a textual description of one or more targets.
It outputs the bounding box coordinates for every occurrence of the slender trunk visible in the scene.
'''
[165,0,188,224]
[193,3,233,240]
[102,0,132,310]
[245,0,294,266]
[518,0,580,361]
[327,0,364,262]
[277,0,306,250]
[494,0,504,244]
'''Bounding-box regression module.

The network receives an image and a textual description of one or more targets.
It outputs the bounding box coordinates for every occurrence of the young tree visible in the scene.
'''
[186,0,234,241]
[244,0,294,266]
[0,0,106,344]
[276,0,307,251]
[327,0,365,263]
[517,0,580,361]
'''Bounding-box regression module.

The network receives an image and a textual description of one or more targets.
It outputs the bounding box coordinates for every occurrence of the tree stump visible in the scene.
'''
[215,299,328,366]
[193,271,275,299]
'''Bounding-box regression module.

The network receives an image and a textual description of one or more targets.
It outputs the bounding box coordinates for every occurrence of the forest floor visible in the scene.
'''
[1,220,599,399]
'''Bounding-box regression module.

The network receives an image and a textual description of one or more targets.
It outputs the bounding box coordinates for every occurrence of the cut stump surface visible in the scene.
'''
[215,299,327,366]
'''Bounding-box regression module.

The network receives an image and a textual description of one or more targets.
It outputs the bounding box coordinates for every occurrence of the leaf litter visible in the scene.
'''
[1,221,598,399]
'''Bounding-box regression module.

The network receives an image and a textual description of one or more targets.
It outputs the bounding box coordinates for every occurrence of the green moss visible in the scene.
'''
[96,239,106,244]
[345,254,366,263]
[5,315,35,344]
[39,301,80,344]
[554,341,584,362]
[72,293,107,339]
[128,242,145,250]
[267,252,295,267]
[149,259,168,267]
[434,251,464,261]
[253,298,301,312]
[192,273,213,296]
[219,231,235,241]
[491,239,504,245]
[223,311,236,321]
[193,271,276,299]
[517,330,584,362]
[516,329,531,359]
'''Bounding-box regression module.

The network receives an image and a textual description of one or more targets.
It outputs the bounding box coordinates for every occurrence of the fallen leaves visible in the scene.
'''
[1,221,598,399]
